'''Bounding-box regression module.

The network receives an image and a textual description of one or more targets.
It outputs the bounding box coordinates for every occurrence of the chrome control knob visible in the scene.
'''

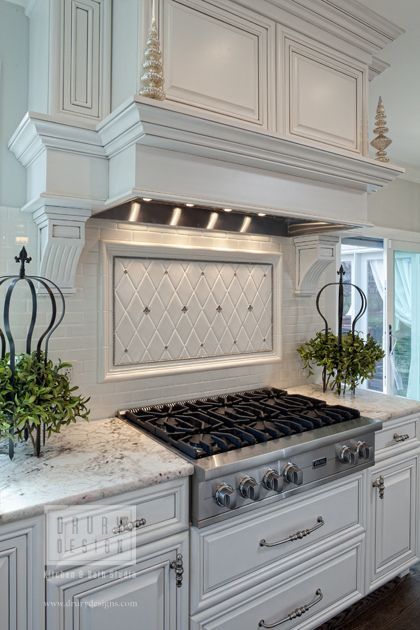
[338,445,359,465]
[262,469,284,492]
[214,483,236,508]
[356,441,372,459]
[283,463,303,486]
[238,476,260,500]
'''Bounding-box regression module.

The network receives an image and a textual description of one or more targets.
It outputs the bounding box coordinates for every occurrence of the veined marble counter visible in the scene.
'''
[0,418,193,524]
[288,384,420,421]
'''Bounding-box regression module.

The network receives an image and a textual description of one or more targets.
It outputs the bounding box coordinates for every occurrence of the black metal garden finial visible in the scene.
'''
[315,266,367,392]
[0,249,66,458]
[15,246,32,278]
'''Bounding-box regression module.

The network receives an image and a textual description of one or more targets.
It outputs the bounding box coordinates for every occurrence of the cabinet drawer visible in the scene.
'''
[376,417,419,453]
[45,478,188,568]
[191,540,363,630]
[191,476,362,612]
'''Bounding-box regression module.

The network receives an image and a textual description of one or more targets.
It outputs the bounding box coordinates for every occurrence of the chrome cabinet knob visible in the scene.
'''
[356,441,372,459]
[338,445,359,464]
[238,476,260,500]
[262,469,284,492]
[283,463,303,486]
[214,483,236,508]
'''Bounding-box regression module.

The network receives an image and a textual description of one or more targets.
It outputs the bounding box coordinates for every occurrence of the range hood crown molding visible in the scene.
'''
[8,97,403,292]
[99,97,404,192]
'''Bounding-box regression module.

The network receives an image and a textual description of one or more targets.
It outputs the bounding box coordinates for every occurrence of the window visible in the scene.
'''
[341,238,385,392]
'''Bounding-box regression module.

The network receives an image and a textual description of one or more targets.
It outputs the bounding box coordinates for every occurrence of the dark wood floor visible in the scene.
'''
[316,564,420,630]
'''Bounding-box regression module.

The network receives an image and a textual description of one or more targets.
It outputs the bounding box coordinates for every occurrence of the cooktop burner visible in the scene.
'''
[122,388,361,459]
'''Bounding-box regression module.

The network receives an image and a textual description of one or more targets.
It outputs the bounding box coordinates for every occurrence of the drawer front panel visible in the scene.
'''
[46,479,188,567]
[376,417,418,452]
[192,477,361,609]
[191,541,363,630]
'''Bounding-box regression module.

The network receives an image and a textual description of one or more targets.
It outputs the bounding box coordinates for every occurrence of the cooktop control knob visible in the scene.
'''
[238,476,260,500]
[338,445,359,465]
[283,463,303,486]
[262,469,284,492]
[215,483,236,509]
[356,441,372,460]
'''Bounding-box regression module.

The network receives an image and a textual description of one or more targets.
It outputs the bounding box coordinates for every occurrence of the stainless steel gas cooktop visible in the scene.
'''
[120,388,381,527]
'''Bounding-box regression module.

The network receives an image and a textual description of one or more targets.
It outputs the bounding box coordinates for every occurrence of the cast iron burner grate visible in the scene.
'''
[122,388,360,459]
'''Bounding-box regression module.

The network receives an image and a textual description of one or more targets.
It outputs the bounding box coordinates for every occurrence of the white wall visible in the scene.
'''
[368,179,420,233]
[0,1,28,208]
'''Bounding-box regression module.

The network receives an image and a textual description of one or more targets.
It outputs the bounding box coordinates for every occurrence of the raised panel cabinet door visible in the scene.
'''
[282,35,365,153]
[369,454,418,588]
[46,534,188,630]
[161,0,274,127]
[61,0,111,119]
[0,535,28,630]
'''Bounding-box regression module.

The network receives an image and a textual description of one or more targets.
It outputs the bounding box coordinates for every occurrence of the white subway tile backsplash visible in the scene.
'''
[0,208,326,419]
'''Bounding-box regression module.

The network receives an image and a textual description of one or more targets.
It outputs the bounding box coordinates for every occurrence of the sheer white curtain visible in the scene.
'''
[393,254,420,400]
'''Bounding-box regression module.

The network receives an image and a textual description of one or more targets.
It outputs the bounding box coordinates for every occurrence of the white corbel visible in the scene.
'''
[294,235,339,296]
[33,206,91,294]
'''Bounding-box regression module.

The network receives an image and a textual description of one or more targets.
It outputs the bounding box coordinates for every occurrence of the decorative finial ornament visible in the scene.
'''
[15,246,32,278]
[370,96,392,163]
[139,15,165,101]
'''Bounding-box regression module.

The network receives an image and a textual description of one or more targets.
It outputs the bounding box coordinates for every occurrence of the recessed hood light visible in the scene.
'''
[142,197,152,202]
[93,199,353,237]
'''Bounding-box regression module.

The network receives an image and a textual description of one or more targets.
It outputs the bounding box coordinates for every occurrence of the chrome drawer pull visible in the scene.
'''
[258,588,323,628]
[393,433,410,443]
[259,516,324,548]
[112,517,146,535]
[372,475,385,499]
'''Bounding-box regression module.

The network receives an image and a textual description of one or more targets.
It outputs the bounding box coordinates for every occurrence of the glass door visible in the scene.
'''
[386,240,420,399]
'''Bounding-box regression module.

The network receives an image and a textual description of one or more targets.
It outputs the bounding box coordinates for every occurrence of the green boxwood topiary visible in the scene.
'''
[297,330,385,395]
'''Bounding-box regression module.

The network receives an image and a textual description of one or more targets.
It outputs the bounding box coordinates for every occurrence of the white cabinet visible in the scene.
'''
[47,531,189,630]
[279,32,366,154]
[190,475,363,613]
[191,538,364,630]
[367,451,419,591]
[0,517,44,630]
[161,0,275,128]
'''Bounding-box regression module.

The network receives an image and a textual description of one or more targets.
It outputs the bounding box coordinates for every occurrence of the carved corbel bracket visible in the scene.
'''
[32,206,91,294]
[294,235,339,296]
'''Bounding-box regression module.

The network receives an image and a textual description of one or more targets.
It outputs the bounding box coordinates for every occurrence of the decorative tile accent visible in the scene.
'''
[113,257,273,366]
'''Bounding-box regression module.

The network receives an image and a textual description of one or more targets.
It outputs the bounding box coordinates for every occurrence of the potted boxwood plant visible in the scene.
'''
[0,351,90,456]
[297,330,385,395]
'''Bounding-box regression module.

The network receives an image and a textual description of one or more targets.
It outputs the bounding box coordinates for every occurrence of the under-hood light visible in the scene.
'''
[93,199,353,238]
[142,197,152,202]
[170,206,182,226]
[207,212,219,230]
[129,201,141,222]
[239,216,252,233]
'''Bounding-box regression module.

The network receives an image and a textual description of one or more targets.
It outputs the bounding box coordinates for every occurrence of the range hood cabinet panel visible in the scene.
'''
[121,145,370,226]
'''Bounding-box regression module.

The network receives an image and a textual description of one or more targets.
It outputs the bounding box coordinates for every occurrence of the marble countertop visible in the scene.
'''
[287,384,420,421]
[0,418,193,524]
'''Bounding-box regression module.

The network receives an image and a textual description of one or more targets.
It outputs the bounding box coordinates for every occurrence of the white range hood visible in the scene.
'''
[8,0,404,293]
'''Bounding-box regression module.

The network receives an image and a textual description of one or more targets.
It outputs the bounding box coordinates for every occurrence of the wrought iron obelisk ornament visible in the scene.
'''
[139,2,165,101]
[370,96,392,163]
[0,247,65,458]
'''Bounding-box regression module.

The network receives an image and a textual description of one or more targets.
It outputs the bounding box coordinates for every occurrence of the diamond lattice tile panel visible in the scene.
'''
[113,257,273,366]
